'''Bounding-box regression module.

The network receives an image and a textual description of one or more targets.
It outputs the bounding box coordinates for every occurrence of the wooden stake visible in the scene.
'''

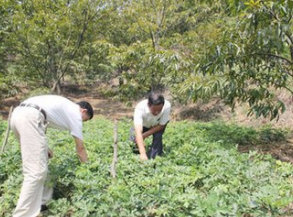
[110,119,118,178]
[1,106,13,154]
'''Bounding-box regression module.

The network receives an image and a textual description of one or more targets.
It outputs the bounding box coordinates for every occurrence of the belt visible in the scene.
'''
[19,103,47,120]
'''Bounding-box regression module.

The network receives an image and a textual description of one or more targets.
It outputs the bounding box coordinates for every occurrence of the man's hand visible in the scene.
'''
[140,153,148,161]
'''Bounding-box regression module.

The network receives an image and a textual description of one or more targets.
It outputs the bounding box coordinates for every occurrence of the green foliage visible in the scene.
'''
[178,0,293,120]
[194,121,288,146]
[107,41,183,100]
[0,117,7,136]
[2,0,293,120]
[1,118,293,216]
[4,0,108,93]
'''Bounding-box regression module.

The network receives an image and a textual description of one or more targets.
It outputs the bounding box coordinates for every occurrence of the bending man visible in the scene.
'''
[10,95,94,217]
[133,91,171,160]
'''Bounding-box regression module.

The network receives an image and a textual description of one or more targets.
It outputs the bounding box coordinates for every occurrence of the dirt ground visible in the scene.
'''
[2,85,293,165]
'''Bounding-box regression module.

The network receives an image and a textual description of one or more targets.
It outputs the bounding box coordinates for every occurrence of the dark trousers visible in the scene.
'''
[132,125,167,159]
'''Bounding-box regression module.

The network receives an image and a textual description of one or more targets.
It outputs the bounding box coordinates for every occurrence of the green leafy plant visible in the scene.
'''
[1,118,293,216]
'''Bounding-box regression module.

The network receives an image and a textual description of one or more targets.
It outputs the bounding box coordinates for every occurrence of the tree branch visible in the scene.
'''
[52,8,90,92]
[253,52,293,65]
[110,119,118,178]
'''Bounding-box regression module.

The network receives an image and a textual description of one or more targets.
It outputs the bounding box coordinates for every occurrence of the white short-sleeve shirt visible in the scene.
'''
[134,99,171,128]
[23,95,83,140]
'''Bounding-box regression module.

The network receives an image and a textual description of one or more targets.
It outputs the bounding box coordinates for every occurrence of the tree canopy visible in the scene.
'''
[1,0,292,119]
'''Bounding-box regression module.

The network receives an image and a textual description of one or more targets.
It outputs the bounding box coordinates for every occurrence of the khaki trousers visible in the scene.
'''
[10,106,53,217]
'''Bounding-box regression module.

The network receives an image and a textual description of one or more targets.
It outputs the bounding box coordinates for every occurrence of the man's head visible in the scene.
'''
[77,101,94,121]
[148,92,165,116]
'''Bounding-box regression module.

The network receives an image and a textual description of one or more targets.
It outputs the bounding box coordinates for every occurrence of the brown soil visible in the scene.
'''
[2,84,293,165]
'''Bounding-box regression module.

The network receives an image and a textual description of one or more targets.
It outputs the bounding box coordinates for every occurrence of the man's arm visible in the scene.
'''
[142,124,166,139]
[135,124,167,160]
[74,137,88,163]
[134,124,148,160]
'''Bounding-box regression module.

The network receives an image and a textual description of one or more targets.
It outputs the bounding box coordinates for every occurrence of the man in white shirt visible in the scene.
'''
[133,92,171,160]
[10,95,94,217]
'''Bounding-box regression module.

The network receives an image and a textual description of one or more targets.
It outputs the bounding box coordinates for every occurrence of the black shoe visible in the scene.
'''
[40,205,48,212]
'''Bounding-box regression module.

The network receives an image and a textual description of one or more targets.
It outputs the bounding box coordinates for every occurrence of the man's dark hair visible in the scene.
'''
[77,101,94,119]
[148,91,165,106]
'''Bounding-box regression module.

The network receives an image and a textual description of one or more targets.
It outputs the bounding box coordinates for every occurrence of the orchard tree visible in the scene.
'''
[123,0,175,50]
[107,41,182,100]
[8,0,105,93]
[179,0,293,119]
[106,0,197,98]
[0,0,20,98]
